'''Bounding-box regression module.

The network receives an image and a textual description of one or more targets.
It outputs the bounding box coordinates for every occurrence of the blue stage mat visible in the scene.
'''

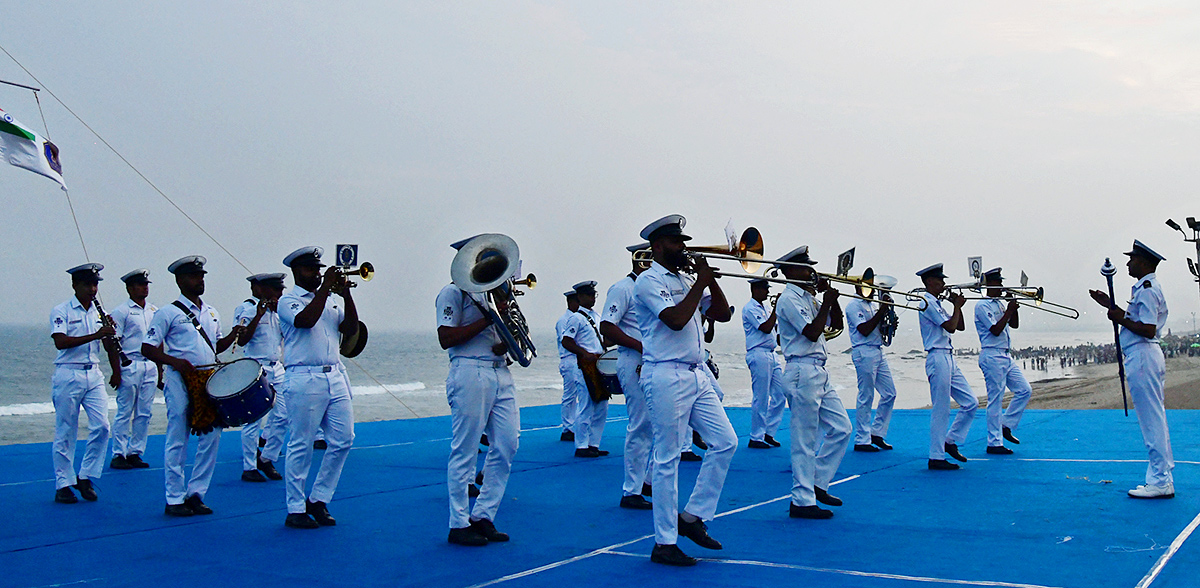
[2,406,1196,588]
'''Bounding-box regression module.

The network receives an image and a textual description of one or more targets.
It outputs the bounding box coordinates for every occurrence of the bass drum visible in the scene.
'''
[596,349,622,395]
[206,358,276,427]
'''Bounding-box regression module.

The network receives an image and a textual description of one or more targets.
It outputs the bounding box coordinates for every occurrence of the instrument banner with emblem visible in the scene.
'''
[183,365,222,435]
[336,244,358,267]
[579,355,613,402]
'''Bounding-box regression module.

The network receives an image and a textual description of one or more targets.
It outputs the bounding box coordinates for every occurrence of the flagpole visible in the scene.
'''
[0,78,40,92]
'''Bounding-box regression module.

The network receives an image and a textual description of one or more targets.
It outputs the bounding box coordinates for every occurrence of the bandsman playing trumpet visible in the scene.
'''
[563,280,610,457]
[846,277,897,452]
[742,279,785,449]
[773,247,852,519]
[915,263,977,470]
[974,268,1031,455]
[108,269,159,470]
[236,273,287,482]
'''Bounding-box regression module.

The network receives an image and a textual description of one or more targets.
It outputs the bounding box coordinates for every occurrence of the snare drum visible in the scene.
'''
[596,349,622,395]
[205,358,276,427]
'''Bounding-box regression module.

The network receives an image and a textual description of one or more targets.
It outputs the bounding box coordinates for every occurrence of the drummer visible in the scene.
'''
[142,256,242,517]
[562,280,608,457]
[236,273,287,482]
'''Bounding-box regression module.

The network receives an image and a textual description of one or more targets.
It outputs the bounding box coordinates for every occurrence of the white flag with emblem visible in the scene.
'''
[0,107,65,190]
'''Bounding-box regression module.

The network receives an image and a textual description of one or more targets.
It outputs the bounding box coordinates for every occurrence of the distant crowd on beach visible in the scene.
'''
[1008,332,1200,371]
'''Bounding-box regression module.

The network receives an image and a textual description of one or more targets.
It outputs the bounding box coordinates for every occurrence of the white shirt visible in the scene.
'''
[918,292,953,352]
[555,309,576,361]
[143,295,222,367]
[845,298,884,348]
[742,299,775,352]
[435,284,502,361]
[974,298,1011,350]
[110,299,157,361]
[601,274,641,351]
[633,261,709,365]
[278,286,345,367]
[50,296,102,365]
[1120,272,1168,350]
[776,284,827,362]
[235,298,282,363]
[564,307,604,355]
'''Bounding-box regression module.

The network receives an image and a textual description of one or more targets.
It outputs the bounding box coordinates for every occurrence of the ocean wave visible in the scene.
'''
[351,382,427,396]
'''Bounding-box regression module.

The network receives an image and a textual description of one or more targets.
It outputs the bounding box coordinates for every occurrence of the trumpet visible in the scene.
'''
[332,262,374,292]
[512,273,537,292]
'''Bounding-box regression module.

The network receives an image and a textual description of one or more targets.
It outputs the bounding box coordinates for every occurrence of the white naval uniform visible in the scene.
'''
[555,309,582,432]
[49,297,112,490]
[1120,273,1173,487]
[602,274,652,497]
[143,296,222,505]
[278,285,355,514]
[634,261,737,545]
[742,299,786,443]
[974,298,1031,447]
[918,292,978,460]
[775,284,851,507]
[564,306,608,449]
[235,298,286,469]
[845,298,897,445]
[437,284,520,529]
[109,299,157,459]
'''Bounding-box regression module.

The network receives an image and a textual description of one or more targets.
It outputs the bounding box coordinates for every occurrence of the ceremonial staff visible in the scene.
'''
[1101,258,1129,416]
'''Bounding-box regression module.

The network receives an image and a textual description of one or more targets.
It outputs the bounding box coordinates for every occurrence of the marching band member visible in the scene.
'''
[437,236,520,546]
[108,269,159,470]
[846,280,897,452]
[974,268,1031,455]
[916,264,977,470]
[1089,240,1174,498]
[600,243,653,509]
[562,280,609,457]
[742,279,785,449]
[633,215,737,567]
[142,256,241,516]
[774,247,852,519]
[236,273,287,482]
[49,263,116,503]
[278,246,357,528]
[556,290,581,442]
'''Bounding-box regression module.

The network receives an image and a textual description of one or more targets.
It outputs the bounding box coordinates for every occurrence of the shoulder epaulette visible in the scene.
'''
[1142,281,1152,289]
[244,299,256,304]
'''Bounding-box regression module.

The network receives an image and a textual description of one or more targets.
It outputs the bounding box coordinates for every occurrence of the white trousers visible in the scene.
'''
[978,349,1031,447]
[574,388,609,450]
[642,362,737,545]
[284,365,354,513]
[446,358,520,529]
[111,359,156,458]
[559,361,580,431]
[783,360,851,506]
[163,368,219,504]
[619,349,652,496]
[1125,343,1173,486]
[242,362,286,469]
[925,351,978,460]
[51,366,110,489]
[746,348,787,442]
[851,346,897,445]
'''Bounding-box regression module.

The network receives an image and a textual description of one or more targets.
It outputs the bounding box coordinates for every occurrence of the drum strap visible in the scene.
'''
[172,301,216,353]
[576,309,603,343]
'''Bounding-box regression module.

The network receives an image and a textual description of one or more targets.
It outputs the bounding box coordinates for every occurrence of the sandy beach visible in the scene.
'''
[1025,355,1200,410]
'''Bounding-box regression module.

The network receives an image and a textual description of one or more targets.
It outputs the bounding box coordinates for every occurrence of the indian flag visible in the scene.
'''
[0,107,65,190]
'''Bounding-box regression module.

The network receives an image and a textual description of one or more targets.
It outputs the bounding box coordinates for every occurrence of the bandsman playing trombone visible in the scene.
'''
[742,278,785,449]
[846,276,897,453]
[915,263,977,470]
[974,268,1031,455]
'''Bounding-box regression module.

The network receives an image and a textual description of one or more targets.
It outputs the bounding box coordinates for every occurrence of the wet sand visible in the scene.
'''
[1025,355,1200,410]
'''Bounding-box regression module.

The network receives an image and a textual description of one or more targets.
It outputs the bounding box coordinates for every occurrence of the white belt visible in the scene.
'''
[56,363,98,371]
[927,348,953,355]
[286,364,342,373]
[452,357,507,369]
[643,359,703,371]
[786,356,826,366]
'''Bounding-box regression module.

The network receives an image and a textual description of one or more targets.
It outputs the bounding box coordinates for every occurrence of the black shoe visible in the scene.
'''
[677,515,722,550]
[475,471,484,485]
[590,446,610,456]
[110,454,133,470]
[574,447,601,458]
[642,483,653,497]
[944,443,968,462]
[748,440,771,449]
[74,478,98,501]
[285,513,319,529]
[620,494,653,510]
[692,431,708,451]
[306,500,336,526]
[650,544,697,566]
[55,487,78,504]
[242,469,268,482]
[680,451,702,462]
[854,444,880,452]
[871,435,893,450]
[184,493,213,515]
[126,454,151,468]
[258,437,266,448]
[470,518,509,542]
[257,459,282,480]
[1003,426,1020,445]
[448,526,488,546]
[480,434,490,447]
[764,434,781,447]
[468,483,480,498]
[789,503,833,519]
[815,487,842,507]
[313,439,327,450]
[928,459,960,470]
[560,430,575,442]
[165,503,194,517]
[986,445,1014,455]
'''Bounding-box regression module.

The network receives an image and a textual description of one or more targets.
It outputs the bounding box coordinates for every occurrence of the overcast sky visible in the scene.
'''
[2,2,1199,341]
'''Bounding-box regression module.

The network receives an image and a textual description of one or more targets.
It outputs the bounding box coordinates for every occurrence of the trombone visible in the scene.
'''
[682,226,765,272]
[931,283,1080,319]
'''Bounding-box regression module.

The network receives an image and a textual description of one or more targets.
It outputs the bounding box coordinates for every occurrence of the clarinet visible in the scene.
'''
[94,298,132,367]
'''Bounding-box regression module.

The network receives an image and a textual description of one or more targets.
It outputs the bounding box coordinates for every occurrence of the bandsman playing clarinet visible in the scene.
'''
[974,268,1031,455]
[236,273,287,482]
[108,269,159,470]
